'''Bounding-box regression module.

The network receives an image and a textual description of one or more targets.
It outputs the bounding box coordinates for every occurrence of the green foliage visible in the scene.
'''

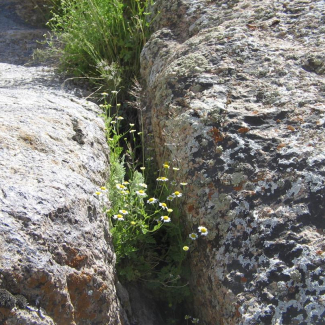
[45,0,156,96]
[94,95,202,313]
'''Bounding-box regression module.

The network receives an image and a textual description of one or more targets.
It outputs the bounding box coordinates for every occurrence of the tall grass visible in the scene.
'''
[47,0,154,97]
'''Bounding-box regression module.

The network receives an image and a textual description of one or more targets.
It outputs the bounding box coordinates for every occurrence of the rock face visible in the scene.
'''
[0,2,127,324]
[0,0,49,65]
[141,0,325,324]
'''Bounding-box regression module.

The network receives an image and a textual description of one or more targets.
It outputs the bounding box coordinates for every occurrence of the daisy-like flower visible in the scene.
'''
[157,176,169,182]
[140,167,146,171]
[189,233,198,240]
[173,167,180,171]
[116,116,124,120]
[116,103,121,108]
[100,186,107,191]
[113,214,124,221]
[101,92,108,96]
[129,130,136,133]
[95,191,102,196]
[192,318,199,324]
[167,195,174,201]
[130,221,136,225]
[171,180,177,186]
[139,183,147,188]
[111,90,118,94]
[159,202,168,210]
[110,120,117,124]
[163,163,170,169]
[116,184,126,190]
[161,216,171,223]
[136,190,147,196]
[119,209,128,215]
[129,123,135,127]
[173,191,182,198]
[183,246,189,251]
[185,315,191,320]
[123,181,130,185]
[198,226,208,236]
[180,182,188,186]
[147,198,158,204]
[120,190,129,195]
[167,208,173,213]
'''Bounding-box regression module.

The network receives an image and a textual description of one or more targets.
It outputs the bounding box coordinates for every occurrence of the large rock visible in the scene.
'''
[0,62,128,324]
[141,0,325,324]
[0,2,128,321]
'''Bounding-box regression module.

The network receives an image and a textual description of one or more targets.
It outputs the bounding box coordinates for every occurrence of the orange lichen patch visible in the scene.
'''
[292,117,304,123]
[277,143,286,150]
[67,254,88,268]
[252,171,267,183]
[316,250,324,256]
[27,272,74,324]
[235,304,241,318]
[237,127,250,134]
[233,185,243,191]
[93,284,109,301]
[209,127,224,143]
[12,271,23,283]
[287,125,295,131]
[98,284,108,292]
[243,190,256,197]
[27,273,48,288]
[0,307,14,318]
[240,277,248,283]
[188,204,195,213]
[276,119,281,123]
[67,272,96,322]
[207,184,215,199]
[246,24,257,30]
[64,246,88,269]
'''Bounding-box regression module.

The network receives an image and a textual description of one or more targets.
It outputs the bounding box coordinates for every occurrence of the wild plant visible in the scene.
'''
[45,0,157,97]
[95,93,208,320]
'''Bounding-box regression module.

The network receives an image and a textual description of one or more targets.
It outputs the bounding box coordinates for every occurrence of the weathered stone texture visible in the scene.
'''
[0,61,127,324]
[0,2,127,321]
[141,0,325,324]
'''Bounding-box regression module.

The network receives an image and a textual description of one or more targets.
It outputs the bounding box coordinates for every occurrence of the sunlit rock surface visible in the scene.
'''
[141,0,325,324]
[0,2,127,324]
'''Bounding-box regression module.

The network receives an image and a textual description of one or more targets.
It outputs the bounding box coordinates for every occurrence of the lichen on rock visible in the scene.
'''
[141,0,325,323]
